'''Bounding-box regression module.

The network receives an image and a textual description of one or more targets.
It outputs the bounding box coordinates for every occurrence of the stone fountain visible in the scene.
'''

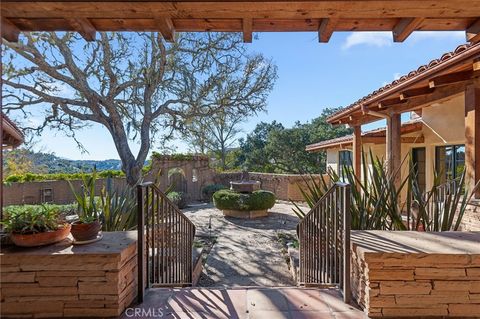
[213,171,276,219]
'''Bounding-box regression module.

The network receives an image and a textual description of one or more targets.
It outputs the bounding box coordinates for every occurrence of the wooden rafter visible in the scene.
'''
[67,18,96,41]
[1,17,20,42]
[429,70,477,88]
[2,1,480,42]
[393,18,424,42]
[243,18,253,43]
[154,16,175,42]
[318,18,338,43]
[399,86,435,100]
[467,19,480,44]
[378,97,405,109]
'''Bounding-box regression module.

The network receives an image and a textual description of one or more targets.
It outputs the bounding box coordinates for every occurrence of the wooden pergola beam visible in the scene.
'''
[429,70,477,88]
[467,19,480,44]
[318,18,338,43]
[393,17,424,42]
[154,16,175,42]
[400,86,435,100]
[1,17,20,42]
[67,18,96,41]
[243,18,253,43]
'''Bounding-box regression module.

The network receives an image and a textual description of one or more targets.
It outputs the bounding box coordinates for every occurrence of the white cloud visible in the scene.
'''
[342,31,465,50]
[408,31,465,43]
[342,32,392,50]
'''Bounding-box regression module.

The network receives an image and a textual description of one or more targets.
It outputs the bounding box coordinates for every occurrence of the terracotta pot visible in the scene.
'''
[71,220,102,242]
[10,224,71,247]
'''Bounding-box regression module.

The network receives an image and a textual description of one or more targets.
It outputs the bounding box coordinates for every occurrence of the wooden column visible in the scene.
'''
[387,113,401,188]
[352,125,362,179]
[465,80,480,198]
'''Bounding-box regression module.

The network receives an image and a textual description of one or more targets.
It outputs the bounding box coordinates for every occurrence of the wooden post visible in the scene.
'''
[352,125,362,180]
[387,113,401,188]
[465,81,480,198]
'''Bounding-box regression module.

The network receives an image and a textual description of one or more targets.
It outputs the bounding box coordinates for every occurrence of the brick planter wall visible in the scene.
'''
[351,231,480,318]
[0,231,137,318]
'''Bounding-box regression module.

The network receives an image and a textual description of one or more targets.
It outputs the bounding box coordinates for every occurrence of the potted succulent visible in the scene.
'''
[69,170,102,242]
[2,205,71,247]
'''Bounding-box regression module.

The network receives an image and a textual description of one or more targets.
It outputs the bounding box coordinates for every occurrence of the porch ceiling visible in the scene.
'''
[1,1,480,43]
[328,43,480,127]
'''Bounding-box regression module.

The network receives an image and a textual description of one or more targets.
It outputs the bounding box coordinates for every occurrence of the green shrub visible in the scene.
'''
[167,191,188,209]
[1,204,68,234]
[213,190,276,211]
[202,184,228,201]
[3,170,124,183]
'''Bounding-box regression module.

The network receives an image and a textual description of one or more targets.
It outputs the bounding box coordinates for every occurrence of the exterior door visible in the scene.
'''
[412,147,426,192]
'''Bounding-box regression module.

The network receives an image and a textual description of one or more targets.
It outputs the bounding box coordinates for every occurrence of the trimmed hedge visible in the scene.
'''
[213,189,276,211]
[4,170,124,183]
[202,184,228,201]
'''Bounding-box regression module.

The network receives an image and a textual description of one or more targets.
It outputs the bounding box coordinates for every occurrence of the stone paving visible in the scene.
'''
[182,201,303,287]
[121,287,368,319]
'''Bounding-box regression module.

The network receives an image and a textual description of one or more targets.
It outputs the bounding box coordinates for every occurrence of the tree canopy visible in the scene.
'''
[234,108,352,174]
[2,32,276,185]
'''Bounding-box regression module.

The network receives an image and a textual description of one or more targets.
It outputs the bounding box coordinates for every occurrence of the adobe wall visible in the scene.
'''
[2,178,126,206]
[215,172,329,202]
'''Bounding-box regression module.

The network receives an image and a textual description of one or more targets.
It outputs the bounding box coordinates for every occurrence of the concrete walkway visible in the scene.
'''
[183,202,302,287]
[121,287,368,319]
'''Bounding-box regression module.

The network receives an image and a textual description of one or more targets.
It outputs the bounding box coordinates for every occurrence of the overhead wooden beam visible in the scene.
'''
[400,86,435,100]
[243,18,253,43]
[362,135,424,144]
[429,70,476,88]
[378,97,405,109]
[67,18,96,41]
[1,17,20,42]
[318,18,338,43]
[393,18,424,42]
[154,16,175,42]
[389,81,468,114]
[467,19,480,44]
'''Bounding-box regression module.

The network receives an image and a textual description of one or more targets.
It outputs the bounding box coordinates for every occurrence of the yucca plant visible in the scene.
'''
[292,151,409,230]
[410,169,479,231]
[68,169,101,223]
[100,186,137,231]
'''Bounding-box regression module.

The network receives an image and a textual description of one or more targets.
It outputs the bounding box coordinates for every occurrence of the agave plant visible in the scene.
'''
[68,169,101,223]
[410,169,479,231]
[100,186,138,231]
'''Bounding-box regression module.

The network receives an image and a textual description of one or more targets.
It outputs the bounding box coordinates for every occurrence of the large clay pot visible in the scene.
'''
[10,224,71,247]
[71,220,102,241]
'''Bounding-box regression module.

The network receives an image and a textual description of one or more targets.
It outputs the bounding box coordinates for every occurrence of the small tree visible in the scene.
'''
[2,32,276,185]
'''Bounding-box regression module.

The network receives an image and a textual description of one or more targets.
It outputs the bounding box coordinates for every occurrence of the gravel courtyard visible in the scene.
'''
[182,201,305,287]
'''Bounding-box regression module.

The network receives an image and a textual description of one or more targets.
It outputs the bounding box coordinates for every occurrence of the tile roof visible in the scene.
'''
[306,119,421,152]
[2,112,24,147]
[328,43,479,121]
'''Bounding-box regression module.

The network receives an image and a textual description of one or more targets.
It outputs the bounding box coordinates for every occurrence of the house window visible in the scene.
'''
[338,150,353,180]
[435,145,465,183]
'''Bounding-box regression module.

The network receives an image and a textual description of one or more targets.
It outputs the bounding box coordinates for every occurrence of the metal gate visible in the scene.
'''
[298,182,351,302]
[137,182,196,302]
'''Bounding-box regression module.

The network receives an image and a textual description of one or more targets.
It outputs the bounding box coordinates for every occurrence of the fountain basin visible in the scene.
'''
[230,180,260,193]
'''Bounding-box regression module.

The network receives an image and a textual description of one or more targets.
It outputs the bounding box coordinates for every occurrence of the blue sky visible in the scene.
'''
[28,31,465,160]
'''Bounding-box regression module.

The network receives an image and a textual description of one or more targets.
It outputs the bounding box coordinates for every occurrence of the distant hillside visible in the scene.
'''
[3,150,122,174]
